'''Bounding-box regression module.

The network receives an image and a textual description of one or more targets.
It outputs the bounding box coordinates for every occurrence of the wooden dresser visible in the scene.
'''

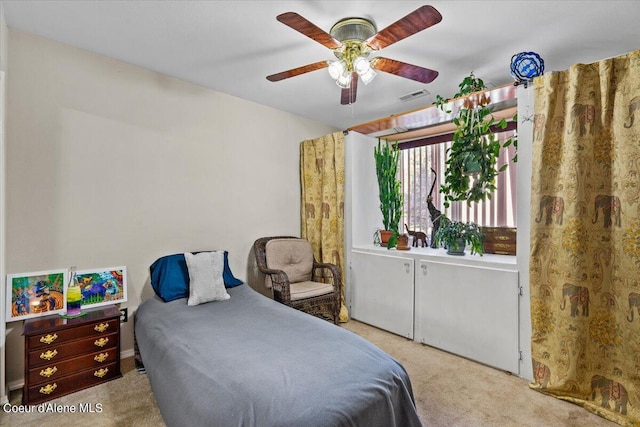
[22,305,122,405]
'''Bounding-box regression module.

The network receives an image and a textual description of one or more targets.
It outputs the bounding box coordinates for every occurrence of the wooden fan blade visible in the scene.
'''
[371,57,438,84]
[340,72,358,105]
[267,61,329,82]
[366,5,442,50]
[277,12,341,49]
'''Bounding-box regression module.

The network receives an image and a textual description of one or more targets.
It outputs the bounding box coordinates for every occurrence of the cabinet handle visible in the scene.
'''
[94,323,109,333]
[94,368,109,378]
[39,349,58,361]
[421,264,427,275]
[94,352,109,363]
[39,366,58,378]
[39,333,58,345]
[404,262,411,274]
[94,337,109,347]
[39,383,57,395]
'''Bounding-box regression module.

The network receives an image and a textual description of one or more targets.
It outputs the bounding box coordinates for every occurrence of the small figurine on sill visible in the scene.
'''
[404,224,428,247]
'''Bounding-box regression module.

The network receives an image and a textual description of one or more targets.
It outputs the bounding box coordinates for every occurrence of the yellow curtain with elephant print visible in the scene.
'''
[300,131,348,322]
[530,49,640,426]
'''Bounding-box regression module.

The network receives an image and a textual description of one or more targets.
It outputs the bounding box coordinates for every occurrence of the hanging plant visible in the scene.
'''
[435,73,517,207]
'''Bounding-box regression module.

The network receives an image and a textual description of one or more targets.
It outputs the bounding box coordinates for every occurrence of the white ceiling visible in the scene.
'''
[3,1,640,130]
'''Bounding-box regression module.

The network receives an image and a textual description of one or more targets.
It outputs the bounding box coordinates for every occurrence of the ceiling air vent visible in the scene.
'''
[399,89,430,102]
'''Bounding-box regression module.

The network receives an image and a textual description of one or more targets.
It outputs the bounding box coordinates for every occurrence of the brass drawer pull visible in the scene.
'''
[94,323,110,333]
[94,368,109,378]
[94,337,109,347]
[40,333,58,345]
[39,366,58,378]
[94,352,109,363]
[39,383,57,395]
[40,349,58,361]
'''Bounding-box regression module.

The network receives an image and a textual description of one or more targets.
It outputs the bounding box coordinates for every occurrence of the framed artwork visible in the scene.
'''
[6,269,67,322]
[75,266,127,309]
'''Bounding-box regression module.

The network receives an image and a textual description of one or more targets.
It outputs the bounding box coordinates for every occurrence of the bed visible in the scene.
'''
[135,252,422,427]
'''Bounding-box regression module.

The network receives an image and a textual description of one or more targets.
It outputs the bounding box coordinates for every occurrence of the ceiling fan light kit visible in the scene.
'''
[268,5,442,105]
[327,18,378,88]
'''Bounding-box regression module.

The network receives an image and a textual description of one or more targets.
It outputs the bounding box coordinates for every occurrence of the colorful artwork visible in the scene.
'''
[6,270,67,322]
[76,266,127,309]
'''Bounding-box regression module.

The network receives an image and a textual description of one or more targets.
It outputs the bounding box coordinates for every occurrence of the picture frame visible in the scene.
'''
[75,266,127,309]
[6,269,67,322]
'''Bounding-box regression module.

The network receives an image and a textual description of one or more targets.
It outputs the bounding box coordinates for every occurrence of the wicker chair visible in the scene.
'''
[253,236,341,324]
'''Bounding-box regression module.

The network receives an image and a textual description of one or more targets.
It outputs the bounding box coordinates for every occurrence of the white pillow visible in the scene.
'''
[184,251,230,306]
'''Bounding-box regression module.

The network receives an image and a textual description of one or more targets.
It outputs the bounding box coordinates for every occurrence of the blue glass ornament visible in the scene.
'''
[510,52,544,86]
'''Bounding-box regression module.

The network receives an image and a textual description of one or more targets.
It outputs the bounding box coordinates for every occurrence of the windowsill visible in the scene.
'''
[351,244,518,267]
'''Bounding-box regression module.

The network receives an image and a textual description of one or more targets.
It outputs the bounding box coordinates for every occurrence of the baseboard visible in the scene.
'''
[8,379,22,392]
[8,348,136,392]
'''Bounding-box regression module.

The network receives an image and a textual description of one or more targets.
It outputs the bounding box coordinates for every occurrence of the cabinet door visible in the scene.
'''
[350,251,414,339]
[415,260,519,373]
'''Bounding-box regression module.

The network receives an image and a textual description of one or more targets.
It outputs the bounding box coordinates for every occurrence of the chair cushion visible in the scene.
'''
[289,280,334,301]
[264,238,314,289]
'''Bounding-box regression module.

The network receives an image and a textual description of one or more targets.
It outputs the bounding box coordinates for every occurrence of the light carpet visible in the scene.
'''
[2,319,616,427]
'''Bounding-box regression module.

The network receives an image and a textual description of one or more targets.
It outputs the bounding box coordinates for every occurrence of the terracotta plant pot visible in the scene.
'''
[397,234,411,251]
[379,230,394,247]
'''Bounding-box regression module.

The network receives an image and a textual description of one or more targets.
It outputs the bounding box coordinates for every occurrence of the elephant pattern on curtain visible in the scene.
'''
[300,131,348,322]
[530,50,640,426]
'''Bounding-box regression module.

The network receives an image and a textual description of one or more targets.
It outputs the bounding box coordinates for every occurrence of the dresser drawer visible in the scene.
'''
[28,332,118,368]
[483,242,517,255]
[28,347,118,385]
[28,319,118,350]
[26,362,119,405]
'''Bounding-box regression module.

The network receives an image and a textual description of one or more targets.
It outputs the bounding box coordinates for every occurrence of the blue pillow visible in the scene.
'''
[150,251,243,302]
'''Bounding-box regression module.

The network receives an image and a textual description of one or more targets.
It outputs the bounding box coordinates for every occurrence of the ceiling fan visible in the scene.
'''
[266,5,442,105]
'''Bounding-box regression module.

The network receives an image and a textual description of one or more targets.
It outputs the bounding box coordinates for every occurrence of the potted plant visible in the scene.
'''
[435,73,517,208]
[433,215,484,256]
[374,138,403,249]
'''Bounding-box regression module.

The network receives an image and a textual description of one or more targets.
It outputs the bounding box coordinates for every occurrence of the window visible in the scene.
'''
[399,129,517,237]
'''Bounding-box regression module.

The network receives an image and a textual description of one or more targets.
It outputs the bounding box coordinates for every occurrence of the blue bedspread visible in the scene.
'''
[135,284,422,427]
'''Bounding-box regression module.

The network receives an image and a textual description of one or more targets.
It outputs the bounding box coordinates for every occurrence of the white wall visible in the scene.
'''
[344,131,380,309]
[344,132,380,248]
[4,30,337,386]
[0,3,8,405]
[515,84,534,380]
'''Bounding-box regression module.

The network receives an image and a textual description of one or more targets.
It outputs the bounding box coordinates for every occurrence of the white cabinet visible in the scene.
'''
[348,248,521,374]
[415,260,520,373]
[350,250,414,339]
